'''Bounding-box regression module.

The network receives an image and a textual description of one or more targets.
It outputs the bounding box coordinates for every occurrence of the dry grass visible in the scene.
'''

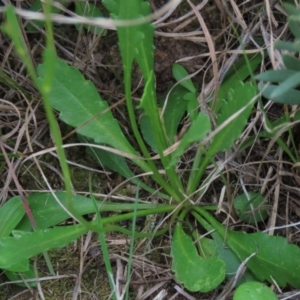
[0,0,299,299]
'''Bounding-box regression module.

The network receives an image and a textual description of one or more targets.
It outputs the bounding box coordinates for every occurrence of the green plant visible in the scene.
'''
[1,0,300,297]
[251,3,300,165]
[234,282,278,300]
[256,3,300,105]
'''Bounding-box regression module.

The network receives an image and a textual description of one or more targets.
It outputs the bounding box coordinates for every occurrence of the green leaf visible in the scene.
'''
[211,231,257,285]
[258,83,300,104]
[134,2,155,81]
[233,192,269,224]
[77,134,133,176]
[172,224,226,292]
[5,264,37,287]
[209,81,257,154]
[197,208,300,289]
[163,86,190,141]
[284,3,300,20]
[168,113,211,168]
[140,85,190,150]
[16,192,159,231]
[139,113,158,151]
[107,0,145,75]
[288,18,300,40]
[217,54,262,107]
[270,72,300,99]
[0,225,87,270]
[37,60,140,160]
[256,69,297,82]
[226,231,300,288]
[184,92,199,121]
[4,260,30,273]
[74,2,107,35]
[283,54,300,71]
[193,209,256,285]
[16,192,95,231]
[0,196,25,237]
[198,237,218,257]
[275,40,300,52]
[172,64,196,93]
[234,282,278,300]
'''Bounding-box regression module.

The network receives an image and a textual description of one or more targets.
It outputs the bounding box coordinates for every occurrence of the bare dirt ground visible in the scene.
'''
[1,0,299,299]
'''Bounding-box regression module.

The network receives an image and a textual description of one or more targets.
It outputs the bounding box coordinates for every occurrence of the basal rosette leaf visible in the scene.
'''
[209,81,257,154]
[172,224,225,292]
[0,225,87,270]
[226,231,300,288]
[16,192,159,231]
[233,282,278,300]
[197,208,300,289]
[37,60,139,158]
[0,196,25,237]
[168,113,211,168]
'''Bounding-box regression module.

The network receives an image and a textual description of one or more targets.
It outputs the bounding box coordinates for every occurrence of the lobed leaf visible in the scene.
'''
[172,224,225,292]
[140,85,190,150]
[211,231,257,285]
[225,231,300,288]
[216,54,262,109]
[37,60,139,157]
[139,113,158,151]
[197,208,300,288]
[209,81,257,154]
[168,113,211,168]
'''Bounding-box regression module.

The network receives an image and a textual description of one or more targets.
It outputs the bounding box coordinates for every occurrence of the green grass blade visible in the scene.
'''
[2,6,38,83]
[125,187,139,300]
[90,183,117,300]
